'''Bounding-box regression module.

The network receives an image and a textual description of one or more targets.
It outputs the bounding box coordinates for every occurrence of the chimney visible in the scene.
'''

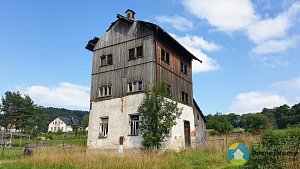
[125,9,135,20]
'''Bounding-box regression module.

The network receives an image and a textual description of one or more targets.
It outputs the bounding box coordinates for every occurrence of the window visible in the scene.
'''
[127,81,143,93]
[161,49,165,61]
[61,122,63,124]
[54,127,56,131]
[129,46,143,60]
[166,84,171,96]
[100,55,113,66]
[161,49,170,64]
[99,118,108,138]
[61,127,64,131]
[137,46,143,58]
[51,127,53,132]
[181,91,189,104]
[129,115,139,136]
[129,48,135,60]
[181,62,187,74]
[101,56,106,66]
[166,52,170,64]
[107,55,113,65]
[98,86,112,97]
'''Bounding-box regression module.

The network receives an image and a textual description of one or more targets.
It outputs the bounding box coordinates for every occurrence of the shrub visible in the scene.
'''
[245,127,300,169]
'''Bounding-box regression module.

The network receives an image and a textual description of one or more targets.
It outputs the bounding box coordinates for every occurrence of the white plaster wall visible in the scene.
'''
[87,94,196,150]
[48,118,69,132]
[161,102,196,150]
[87,94,144,149]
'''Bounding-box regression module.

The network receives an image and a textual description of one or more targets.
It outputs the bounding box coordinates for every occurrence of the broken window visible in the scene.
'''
[181,91,189,104]
[129,115,139,136]
[99,118,108,138]
[129,48,135,60]
[137,46,143,58]
[127,81,143,93]
[98,86,112,98]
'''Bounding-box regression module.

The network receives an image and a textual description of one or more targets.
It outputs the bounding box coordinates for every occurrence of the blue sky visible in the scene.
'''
[1,0,300,115]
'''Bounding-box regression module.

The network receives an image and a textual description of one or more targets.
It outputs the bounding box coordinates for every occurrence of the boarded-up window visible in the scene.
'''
[129,115,139,136]
[129,48,135,60]
[137,46,143,58]
[99,118,108,138]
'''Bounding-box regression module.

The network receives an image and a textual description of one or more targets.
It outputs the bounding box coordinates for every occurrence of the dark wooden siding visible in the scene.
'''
[90,20,156,102]
[155,41,193,106]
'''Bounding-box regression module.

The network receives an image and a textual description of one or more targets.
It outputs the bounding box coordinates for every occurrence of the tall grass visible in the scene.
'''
[1,146,233,169]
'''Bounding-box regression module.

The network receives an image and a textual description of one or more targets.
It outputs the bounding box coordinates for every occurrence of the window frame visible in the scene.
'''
[99,117,109,138]
[129,114,140,136]
[98,85,112,98]
[127,81,143,93]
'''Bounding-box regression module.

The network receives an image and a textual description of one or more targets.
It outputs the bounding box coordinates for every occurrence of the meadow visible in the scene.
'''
[0,129,299,169]
[0,134,254,169]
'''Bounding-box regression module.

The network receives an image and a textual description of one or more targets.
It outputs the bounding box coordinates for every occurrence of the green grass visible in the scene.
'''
[0,147,24,160]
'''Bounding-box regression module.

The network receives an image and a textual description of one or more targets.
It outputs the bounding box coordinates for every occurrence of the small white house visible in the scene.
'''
[48,116,82,133]
[233,149,244,160]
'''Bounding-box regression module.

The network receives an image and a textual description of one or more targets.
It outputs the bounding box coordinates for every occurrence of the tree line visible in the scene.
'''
[206,103,300,135]
[0,91,89,135]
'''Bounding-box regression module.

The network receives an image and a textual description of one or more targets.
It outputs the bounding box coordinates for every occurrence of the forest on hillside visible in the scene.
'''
[206,102,300,134]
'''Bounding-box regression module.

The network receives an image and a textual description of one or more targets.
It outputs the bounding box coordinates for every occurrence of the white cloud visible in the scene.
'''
[247,15,290,44]
[156,15,193,31]
[270,77,300,89]
[170,33,220,73]
[182,0,257,31]
[252,38,296,54]
[229,91,288,114]
[24,82,90,110]
[247,2,300,54]
[170,34,220,51]
[182,0,300,55]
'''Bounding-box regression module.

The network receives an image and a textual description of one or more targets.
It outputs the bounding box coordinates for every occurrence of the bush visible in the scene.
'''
[245,127,300,169]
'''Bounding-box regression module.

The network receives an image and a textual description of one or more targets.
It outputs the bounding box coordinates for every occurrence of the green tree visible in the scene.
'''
[241,113,268,134]
[0,91,45,134]
[227,113,241,128]
[82,113,89,128]
[206,113,233,135]
[138,83,182,149]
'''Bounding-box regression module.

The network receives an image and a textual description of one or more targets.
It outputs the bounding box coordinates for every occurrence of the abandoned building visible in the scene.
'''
[86,9,206,150]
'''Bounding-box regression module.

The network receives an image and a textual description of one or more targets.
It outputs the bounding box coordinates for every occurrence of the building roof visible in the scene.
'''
[58,116,82,127]
[86,13,201,63]
[193,99,206,123]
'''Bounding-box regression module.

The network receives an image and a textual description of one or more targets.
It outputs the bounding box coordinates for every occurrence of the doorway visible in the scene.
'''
[184,121,191,147]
